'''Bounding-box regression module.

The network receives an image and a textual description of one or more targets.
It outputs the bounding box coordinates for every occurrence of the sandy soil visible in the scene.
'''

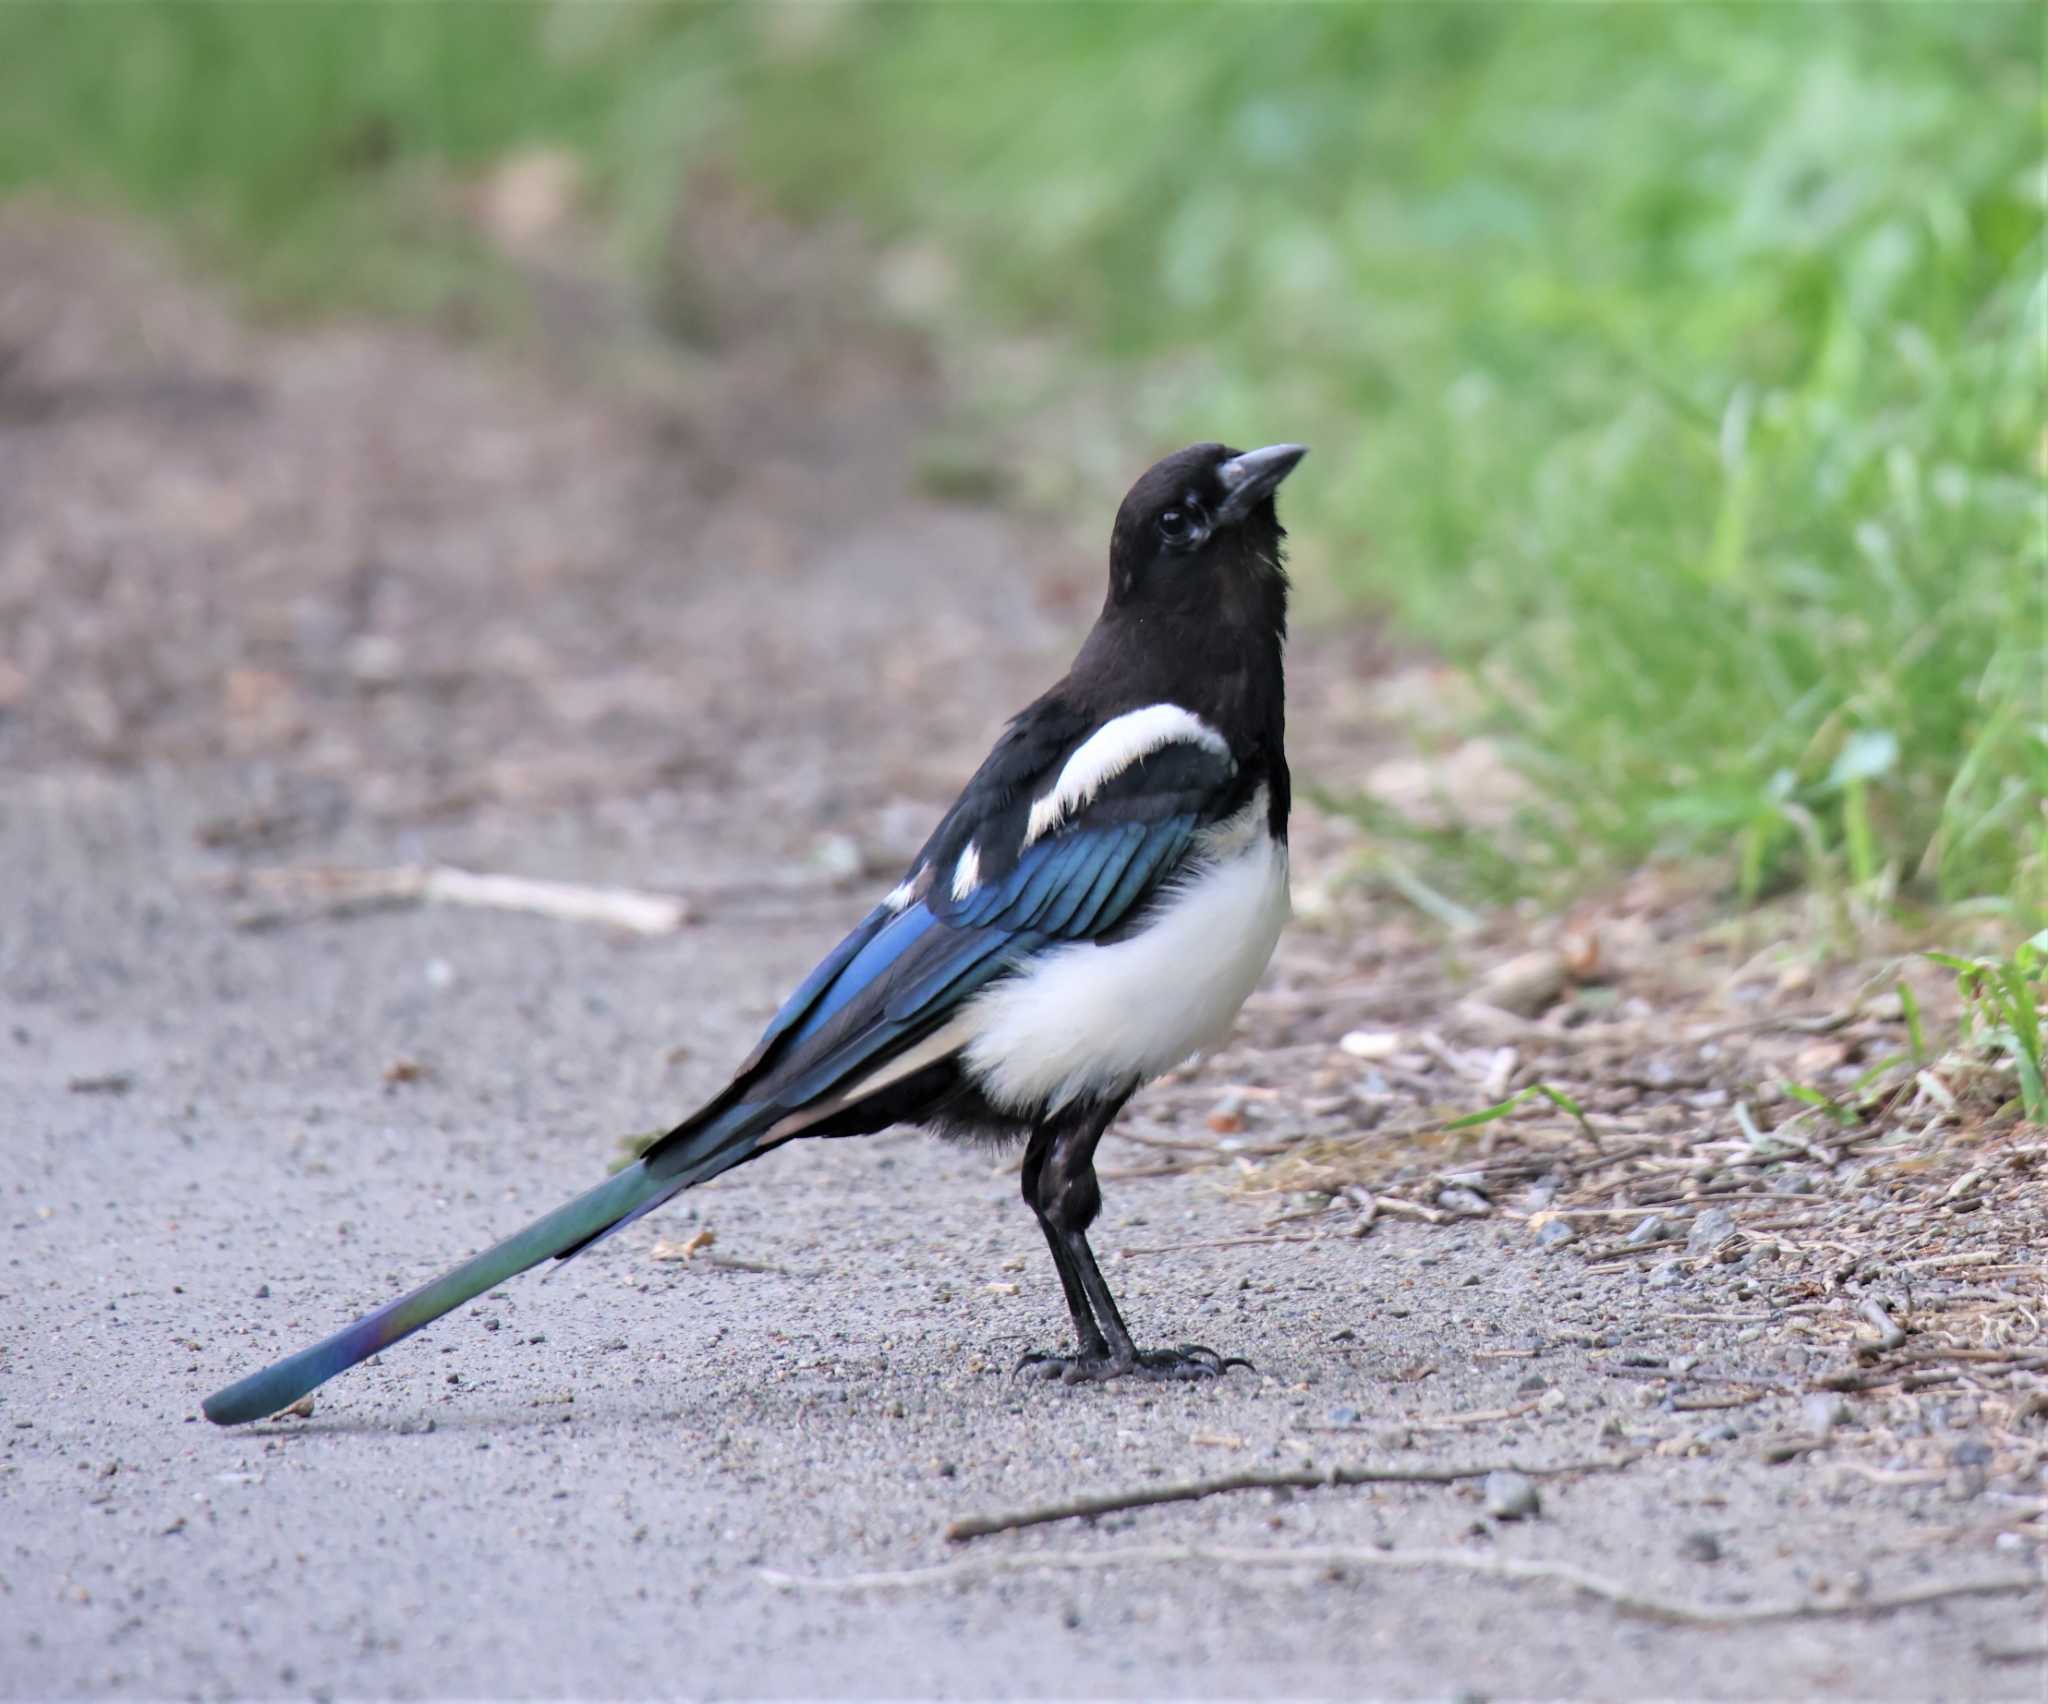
[2,208,2042,1700]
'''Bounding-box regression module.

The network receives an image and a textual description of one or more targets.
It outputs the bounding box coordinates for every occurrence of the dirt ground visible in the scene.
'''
[2,207,2043,1700]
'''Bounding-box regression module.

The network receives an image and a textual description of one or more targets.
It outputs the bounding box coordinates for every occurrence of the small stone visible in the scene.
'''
[1339,1030,1400,1061]
[1625,1215,1667,1246]
[1679,1531,1722,1563]
[1647,1258,1686,1289]
[1687,1208,1738,1256]
[1804,1393,1850,1436]
[346,632,404,685]
[1534,1216,1578,1249]
[1951,1437,1993,1468]
[1483,1470,1540,1520]
[1327,1405,1362,1426]
[253,1284,270,1300]
[1437,1186,1491,1217]
[1475,949,1567,1017]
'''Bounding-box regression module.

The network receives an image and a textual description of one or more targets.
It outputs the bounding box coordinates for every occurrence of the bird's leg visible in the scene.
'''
[1016,1123,1108,1363]
[1014,1100,1249,1384]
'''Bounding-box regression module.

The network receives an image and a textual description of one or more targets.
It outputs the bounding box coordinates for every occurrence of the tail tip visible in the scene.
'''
[201,1376,305,1427]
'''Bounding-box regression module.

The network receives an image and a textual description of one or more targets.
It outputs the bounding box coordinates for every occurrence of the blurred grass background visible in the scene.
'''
[3,1,2039,916]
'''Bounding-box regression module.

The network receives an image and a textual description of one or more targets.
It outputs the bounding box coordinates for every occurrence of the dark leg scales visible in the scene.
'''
[1015,1106,1252,1387]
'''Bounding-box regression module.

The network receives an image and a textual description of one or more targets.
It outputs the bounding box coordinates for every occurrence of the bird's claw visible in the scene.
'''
[1012,1343,1251,1384]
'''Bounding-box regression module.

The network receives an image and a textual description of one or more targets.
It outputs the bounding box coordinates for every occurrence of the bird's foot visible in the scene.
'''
[1013,1343,1251,1384]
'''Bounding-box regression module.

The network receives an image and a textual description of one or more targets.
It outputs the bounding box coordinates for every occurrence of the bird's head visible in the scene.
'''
[1105,442,1307,614]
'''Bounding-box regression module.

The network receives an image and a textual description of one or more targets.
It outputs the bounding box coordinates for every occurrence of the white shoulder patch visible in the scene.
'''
[1024,704,1229,847]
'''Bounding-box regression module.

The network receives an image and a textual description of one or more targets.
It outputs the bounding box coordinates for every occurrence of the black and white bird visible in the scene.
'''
[204,441,1306,1424]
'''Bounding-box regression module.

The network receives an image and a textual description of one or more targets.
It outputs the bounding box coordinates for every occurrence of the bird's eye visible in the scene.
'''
[1157,509,1192,544]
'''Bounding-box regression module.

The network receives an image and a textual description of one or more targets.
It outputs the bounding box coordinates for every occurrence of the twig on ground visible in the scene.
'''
[231,863,691,934]
[1400,1399,1545,1431]
[1856,1296,1910,1352]
[765,1546,2038,1627]
[1670,1390,1767,1413]
[941,1452,1638,1542]
[1114,1233,1326,1259]
[1815,1365,1970,1395]
[1370,1195,1450,1226]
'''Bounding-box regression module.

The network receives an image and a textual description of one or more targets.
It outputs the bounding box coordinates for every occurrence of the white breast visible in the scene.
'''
[962,792,1289,1115]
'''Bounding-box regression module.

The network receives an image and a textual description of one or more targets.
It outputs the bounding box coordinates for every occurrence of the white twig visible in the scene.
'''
[236,863,690,934]
[761,1546,2039,1626]
[417,866,689,934]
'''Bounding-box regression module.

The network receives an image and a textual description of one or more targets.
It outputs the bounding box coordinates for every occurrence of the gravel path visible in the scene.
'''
[3,210,2040,1699]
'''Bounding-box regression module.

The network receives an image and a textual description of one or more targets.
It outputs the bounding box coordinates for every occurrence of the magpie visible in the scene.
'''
[203,440,1306,1423]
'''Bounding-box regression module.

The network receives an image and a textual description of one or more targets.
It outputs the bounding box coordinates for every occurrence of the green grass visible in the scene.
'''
[3,2,2040,913]
[727,5,2044,915]
[1929,933,2048,1124]
[0,2,734,310]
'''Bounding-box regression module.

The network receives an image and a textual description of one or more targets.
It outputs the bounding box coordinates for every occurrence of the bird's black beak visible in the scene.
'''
[1214,443,1308,524]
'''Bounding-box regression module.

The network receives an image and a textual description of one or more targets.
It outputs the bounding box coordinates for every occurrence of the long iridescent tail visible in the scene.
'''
[202,1114,754,1424]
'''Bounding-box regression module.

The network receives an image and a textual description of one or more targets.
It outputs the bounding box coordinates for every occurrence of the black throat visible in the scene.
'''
[1064,528,1291,841]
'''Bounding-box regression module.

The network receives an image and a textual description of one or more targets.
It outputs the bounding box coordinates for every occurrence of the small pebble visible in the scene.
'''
[1804,1393,1850,1435]
[1625,1215,1667,1246]
[1206,1091,1247,1134]
[1327,1405,1362,1426]
[1647,1258,1686,1289]
[1535,1218,1577,1249]
[1679,1531,1722,1563]
[1339,1030,1400,1061]
[1483,1470,1540,1520]
[1687,1207,1738,1256]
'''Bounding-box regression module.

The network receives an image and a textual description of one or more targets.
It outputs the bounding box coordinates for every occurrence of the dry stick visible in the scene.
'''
[1114,1233,1328,1259]
[235,863,691,934]
[941,1452,1638,1543]
[764,1547,2038,1627]
[1671,1390,1767,1413]
[1402,1399,1544,1431]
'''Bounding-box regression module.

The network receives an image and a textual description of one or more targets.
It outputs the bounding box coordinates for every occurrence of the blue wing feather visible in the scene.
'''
[741,901,892,1067]
[698,730,1242,1139]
